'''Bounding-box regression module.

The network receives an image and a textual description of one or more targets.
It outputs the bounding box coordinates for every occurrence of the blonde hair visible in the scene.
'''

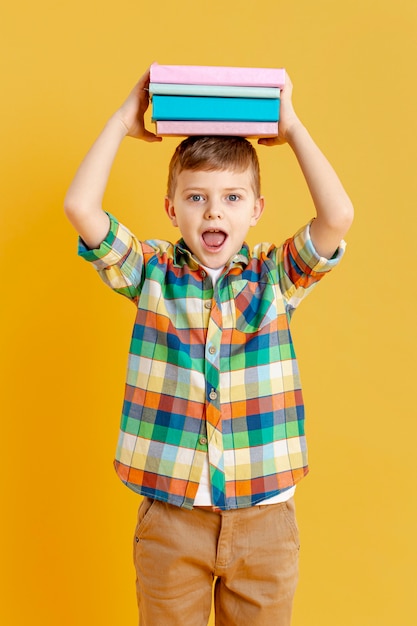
[167,136,261,198]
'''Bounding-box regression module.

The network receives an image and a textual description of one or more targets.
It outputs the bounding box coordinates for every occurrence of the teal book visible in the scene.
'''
[151,95,280,122]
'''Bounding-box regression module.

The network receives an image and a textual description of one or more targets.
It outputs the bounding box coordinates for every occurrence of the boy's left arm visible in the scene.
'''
[259,74,354,259]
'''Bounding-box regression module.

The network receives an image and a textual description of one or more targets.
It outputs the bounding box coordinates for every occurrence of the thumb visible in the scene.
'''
[142,129,163,143]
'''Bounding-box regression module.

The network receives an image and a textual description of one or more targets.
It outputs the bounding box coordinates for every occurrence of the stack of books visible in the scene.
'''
[149,63,285,138]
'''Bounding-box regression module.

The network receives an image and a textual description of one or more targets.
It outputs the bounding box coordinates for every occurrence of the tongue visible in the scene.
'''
[202,231,227,247]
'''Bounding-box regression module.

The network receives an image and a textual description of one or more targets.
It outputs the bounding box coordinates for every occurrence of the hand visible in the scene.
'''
[258,73,301,147]
[116,69,162,143]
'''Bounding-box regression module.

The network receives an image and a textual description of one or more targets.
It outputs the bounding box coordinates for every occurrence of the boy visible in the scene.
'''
[65,67,353,626]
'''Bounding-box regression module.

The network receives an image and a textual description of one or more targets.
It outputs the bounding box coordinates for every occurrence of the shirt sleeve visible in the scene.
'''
[77,213,145,301]
[276,220,346,310]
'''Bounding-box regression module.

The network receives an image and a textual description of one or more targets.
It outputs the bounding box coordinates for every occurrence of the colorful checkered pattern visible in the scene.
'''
[79,214,345,510]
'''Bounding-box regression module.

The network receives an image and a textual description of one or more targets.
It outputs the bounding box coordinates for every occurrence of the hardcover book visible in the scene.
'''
[150,63,286,88]
[149,83,281,99]
[151,95,280,122]
[155,120,279,138]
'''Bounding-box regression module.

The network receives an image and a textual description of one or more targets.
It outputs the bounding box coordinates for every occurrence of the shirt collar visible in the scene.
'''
[173,239,250,271]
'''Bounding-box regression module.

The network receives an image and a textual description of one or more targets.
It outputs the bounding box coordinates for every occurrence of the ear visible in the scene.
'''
[250,196,265,226]
[164,196,178,227]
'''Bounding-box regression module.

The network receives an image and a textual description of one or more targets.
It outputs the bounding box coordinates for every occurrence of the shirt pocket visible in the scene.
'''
[230,279,278,333]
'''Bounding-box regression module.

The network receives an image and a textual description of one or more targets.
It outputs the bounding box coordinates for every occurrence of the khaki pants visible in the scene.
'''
[133,497,300,626]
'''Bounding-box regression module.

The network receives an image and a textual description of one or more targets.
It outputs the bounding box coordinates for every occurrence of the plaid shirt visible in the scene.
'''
[79,214,345,510]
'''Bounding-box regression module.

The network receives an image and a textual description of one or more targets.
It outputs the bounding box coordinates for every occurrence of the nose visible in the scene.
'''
[204,201,223,220]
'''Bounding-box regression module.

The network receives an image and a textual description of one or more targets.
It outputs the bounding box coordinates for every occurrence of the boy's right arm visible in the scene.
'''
[64,69,161,250]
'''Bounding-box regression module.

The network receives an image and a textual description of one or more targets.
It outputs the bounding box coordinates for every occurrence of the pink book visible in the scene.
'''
[155,120,279,138]
[150,63,285,88]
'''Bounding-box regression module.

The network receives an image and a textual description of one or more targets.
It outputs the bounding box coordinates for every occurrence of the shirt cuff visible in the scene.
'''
[77,213,132,270]
[293,221,346,273]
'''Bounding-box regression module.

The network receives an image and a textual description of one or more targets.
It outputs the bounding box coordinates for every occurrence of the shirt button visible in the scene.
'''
[209,389,217,400]
[209,346,216,355]
[199,436,208,445]
[204,301,212,309]
[200,270,207,278]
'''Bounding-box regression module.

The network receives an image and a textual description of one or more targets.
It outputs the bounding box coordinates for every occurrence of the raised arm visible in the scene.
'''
[259,74,354,259]
[64,69,162,249]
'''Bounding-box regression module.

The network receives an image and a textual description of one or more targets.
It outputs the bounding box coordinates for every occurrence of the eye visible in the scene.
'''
[189,194,204,202]
[227,194,240,202]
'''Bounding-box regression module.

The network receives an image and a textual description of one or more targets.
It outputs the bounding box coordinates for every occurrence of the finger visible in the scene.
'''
[142,129,163,143]
[135,68,151,92]
[257,137,279,146]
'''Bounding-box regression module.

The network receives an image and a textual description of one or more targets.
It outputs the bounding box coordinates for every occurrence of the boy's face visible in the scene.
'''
[165,167,264,269]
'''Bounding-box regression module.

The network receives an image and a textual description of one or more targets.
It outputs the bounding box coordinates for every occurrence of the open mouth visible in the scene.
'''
[202,229,228,249]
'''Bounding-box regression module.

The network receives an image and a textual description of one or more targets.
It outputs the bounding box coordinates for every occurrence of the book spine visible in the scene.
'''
[151,96,280,122]
[155,121,279,138]
[149,83,281,99]
[150,63,286,88]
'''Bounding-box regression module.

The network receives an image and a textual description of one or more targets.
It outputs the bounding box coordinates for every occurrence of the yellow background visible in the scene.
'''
[2,1,417,624]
